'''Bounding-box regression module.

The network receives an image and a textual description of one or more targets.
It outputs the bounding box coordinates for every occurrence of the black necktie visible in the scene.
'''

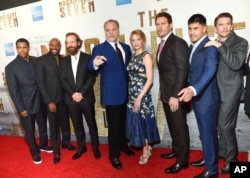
[115,43,124,65]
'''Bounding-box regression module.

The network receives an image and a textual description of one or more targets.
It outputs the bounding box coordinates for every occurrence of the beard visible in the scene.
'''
[66,46,79,55]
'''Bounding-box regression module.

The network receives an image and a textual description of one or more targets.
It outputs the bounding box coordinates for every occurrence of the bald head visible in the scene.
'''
[49,38,61,56]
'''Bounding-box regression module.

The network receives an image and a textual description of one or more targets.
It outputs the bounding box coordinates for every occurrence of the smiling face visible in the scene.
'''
[188,22,207,43]
[215,17,233,40]
[49,38,61,56]
[65,34,79,55]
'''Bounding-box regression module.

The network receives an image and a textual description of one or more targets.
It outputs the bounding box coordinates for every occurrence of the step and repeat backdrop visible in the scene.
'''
[0,0,250,151]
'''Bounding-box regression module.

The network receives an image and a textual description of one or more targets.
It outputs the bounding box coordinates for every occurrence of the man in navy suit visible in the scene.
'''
[5,38,51,164]
[88,19,134,169]
[178,14,220,178]
[60,32,100,160]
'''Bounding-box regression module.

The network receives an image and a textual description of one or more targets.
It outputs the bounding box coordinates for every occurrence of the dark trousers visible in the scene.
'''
[46,102,64,155]
[35,102,49,148]
[163,103,190,165]
[57,103,71,145]
[218,102,240,165]
[20,113,40,157]
[193,103,219,175]
[67,102,99,152]
[106,103,128,158]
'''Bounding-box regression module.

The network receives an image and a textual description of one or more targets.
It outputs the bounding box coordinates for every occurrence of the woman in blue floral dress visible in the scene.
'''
[126,29,160,164]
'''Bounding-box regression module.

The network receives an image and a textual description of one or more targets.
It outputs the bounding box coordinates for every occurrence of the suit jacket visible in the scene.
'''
[217,31,248,103]
[60,51,96,105]
[88,41,132,105]
[5,55,40,114]
[189,36,220,105]
[36,52,64,105]
[157,33,189,103]
[244,53,250,114]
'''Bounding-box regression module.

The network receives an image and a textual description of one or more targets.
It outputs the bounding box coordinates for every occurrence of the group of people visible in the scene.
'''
[156,12,248,178]
[5,11,249,178]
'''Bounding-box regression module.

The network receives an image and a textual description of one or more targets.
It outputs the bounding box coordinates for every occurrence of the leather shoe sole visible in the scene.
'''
[194,170,218,178]
[160,152,177,159]
[190,159,205,167]
[94,150,101,159]
[165,162,188,174]
[110,157,122,169]
[121,147,134,156]
[53,155,60,164]
[220,165,230,174]
[72,149,87,160]
[62,144,77,151]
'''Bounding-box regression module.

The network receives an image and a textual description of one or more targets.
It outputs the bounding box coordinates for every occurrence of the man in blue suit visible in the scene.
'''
[88,19,134,169]
[178,14,220,178]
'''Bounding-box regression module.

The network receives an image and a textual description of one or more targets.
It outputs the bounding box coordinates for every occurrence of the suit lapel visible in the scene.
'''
[76,52,84,86]
[190,37,209,66]
[158,34,173,63]
[16,58,35,81]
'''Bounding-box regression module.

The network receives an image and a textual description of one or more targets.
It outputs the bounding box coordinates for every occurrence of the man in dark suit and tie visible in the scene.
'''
[179,14,220,178]
[88,19,134,169]
[36,38,77,164]
[60,32,100,160]
[155,12,190,174]
[5,38,47,164]
[205,12,248,175]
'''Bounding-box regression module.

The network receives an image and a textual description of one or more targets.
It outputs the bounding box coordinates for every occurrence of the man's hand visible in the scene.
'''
[20,110,28,117]
[72,92,83,103]
[178,87,194,102]
[169,97,179,112]
[93,55,107,67]
[48,102,57,113]
[204,40,222,48]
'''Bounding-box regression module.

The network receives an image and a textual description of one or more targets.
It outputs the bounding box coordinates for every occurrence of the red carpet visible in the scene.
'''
[0,135,247,178]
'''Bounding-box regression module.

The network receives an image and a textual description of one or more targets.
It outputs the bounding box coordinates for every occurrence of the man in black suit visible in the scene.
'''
[5,38,48,164]
[155,12,190,174]
[60,32,100,160]
[36,38,77,164]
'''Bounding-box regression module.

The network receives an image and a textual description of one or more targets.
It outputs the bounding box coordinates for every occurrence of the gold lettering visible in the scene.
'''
[81,3,87,14]
[67,5,72,16]
[13,18,18,27]
[60,7,66,18]
[138,11,145,27]
[84,38,100,54]
[88,1,95,12]
[149,10,157,26]
[175,28,183,38]
[74,4,79,14]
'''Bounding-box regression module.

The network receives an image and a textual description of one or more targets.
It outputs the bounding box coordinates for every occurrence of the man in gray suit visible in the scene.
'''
[205,12,248,174]
[5,38,45,164]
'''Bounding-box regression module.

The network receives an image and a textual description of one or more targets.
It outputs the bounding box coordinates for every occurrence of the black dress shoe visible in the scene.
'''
[165,162,188,174]
[190,159,205,167]
[94,149,101,159]
[109,157,122,169]
[72,148,87,160]
[160,152,177,159]
[220,165,230,174]
[194,170,218,178]
[53,154,60,164]
[121,147,135,156]
[40,146,53,153]
[62,143,77,151]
